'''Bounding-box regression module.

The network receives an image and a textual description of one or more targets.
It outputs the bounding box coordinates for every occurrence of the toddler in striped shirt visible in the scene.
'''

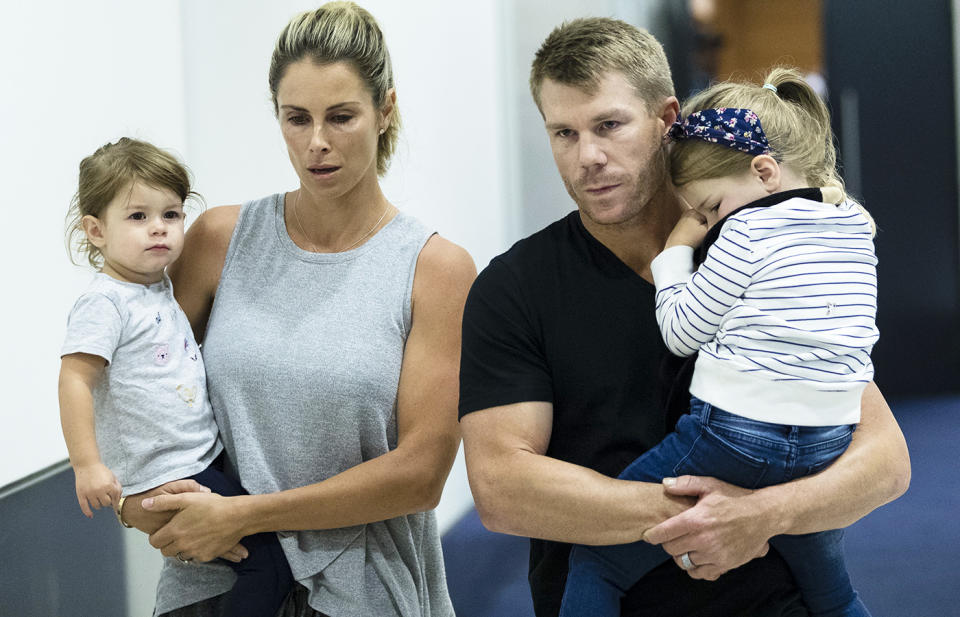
[561,68,877,617]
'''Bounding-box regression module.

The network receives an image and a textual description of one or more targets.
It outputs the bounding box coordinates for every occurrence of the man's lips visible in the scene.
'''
[584,183,621,195]
[309,165,341,175]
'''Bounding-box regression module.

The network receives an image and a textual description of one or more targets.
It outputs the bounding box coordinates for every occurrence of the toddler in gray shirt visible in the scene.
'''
[59,138,292,617]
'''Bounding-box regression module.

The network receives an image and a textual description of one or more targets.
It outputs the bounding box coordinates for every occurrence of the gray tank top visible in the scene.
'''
[154,193,454,617]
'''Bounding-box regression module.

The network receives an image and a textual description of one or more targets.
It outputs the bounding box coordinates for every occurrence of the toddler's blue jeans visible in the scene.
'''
[190,458,294,617]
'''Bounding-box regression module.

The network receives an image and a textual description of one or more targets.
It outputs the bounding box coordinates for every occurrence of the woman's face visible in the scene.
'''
[276,59,388,202]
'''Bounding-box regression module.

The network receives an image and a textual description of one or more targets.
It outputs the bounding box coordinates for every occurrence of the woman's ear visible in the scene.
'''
[81,215,106,249]
[379,88,397,133]
[750,155,782,193]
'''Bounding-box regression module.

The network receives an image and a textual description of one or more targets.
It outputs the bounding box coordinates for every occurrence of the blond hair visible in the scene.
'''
[670,67,874,233]
[269,1,399,175]
[529,17,674,113]
[65,138,200,268]
[670,68,842,188]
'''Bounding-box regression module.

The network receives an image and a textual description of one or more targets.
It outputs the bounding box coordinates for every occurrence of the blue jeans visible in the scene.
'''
[559,397,870,617]
[190,459,294,617]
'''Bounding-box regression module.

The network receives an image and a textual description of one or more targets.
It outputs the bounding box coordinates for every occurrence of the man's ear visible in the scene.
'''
[750,155,782,193]
[658,96,680,134]
[81,215,106,249]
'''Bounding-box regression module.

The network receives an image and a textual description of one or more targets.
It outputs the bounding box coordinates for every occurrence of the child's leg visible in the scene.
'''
[699,412,869,617]
[190,463,294,617]
[770,531,870,617]
[764,422,869,617]
[560,398,772,617]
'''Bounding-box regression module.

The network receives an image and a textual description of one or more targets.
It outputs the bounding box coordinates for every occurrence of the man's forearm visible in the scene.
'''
[468,444,691,545]
[759,381,910,536]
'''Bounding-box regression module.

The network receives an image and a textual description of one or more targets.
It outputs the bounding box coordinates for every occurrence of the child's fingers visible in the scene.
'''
[96,492,115,510]
[78,495,93,518]
[107,483,122,507]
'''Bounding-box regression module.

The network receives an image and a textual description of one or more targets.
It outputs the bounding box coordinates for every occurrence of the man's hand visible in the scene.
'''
[664,209,709,250]
[74,462,122,518]
[642,476,776,581]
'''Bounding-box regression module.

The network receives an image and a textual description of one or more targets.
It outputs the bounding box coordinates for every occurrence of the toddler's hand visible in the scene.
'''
[75,462,122,518]
[665,209,709,249]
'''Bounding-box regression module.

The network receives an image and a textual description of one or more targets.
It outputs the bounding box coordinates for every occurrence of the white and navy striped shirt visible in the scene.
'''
[651,193,878,426]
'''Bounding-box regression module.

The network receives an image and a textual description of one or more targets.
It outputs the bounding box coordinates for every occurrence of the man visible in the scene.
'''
[458,17,909,617]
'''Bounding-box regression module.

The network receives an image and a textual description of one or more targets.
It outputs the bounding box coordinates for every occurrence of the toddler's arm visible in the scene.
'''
[651,216,753,356]
[59,352,122,518]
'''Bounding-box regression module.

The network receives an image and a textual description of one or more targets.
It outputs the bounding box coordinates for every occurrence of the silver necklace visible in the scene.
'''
[292,190,389,253]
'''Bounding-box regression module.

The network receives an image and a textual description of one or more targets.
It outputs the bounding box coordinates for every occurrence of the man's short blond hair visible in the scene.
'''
[530,17,674,114]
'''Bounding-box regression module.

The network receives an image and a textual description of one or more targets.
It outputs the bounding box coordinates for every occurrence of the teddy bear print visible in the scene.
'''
[154,344,170,365]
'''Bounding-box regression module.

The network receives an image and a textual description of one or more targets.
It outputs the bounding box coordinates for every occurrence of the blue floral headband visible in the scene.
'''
[668,107,771,156]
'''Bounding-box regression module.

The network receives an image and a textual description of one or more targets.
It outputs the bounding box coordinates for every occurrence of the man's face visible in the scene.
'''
[539,72,675,227]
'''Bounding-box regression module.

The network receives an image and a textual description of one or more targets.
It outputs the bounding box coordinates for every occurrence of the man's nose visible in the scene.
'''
[578,136,607,168]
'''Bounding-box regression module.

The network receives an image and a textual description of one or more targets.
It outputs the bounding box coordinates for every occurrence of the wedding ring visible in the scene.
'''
[680,552,695,570]
[176,552,192,564]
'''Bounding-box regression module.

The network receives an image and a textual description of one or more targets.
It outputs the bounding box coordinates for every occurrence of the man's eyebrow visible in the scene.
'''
[590,107,632,123]
[545,108,633,131]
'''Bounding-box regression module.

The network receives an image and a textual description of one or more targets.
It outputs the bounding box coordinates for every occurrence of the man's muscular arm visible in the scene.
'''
[461,401,692,545]
[645,381,910,580]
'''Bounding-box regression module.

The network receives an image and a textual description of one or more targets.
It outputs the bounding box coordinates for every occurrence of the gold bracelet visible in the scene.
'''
[115,495,133,528]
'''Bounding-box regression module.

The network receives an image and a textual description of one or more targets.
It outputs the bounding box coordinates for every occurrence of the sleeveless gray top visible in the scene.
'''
[154,193,454,617]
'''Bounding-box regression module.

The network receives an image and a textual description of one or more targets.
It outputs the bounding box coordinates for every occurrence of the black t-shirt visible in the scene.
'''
[459,211,807,617]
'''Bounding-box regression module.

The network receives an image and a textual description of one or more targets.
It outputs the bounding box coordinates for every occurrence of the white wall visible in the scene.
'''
[0,1,189,489]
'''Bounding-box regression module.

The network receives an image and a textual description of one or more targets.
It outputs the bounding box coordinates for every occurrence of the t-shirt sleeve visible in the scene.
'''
[458,258,553,418]
[61,292,124,363]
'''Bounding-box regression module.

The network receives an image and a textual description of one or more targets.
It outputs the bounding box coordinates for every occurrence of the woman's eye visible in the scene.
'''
[330,114,353,124]
[711,204,721,212]
[287,115,309,126]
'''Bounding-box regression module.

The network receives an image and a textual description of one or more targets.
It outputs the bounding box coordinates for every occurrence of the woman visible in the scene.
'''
[122,3,474,615]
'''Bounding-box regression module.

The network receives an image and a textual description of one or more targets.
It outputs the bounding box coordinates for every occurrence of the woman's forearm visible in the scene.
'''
[236,436,456,536]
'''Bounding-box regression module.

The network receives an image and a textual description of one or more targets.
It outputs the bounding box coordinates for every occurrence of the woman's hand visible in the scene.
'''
[143,492,249,563]
[121,479,211,534]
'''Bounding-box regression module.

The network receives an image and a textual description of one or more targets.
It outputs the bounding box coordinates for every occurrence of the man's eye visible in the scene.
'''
[556,129,573,138]
[711,204,721,212]
[600,120,620,131]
